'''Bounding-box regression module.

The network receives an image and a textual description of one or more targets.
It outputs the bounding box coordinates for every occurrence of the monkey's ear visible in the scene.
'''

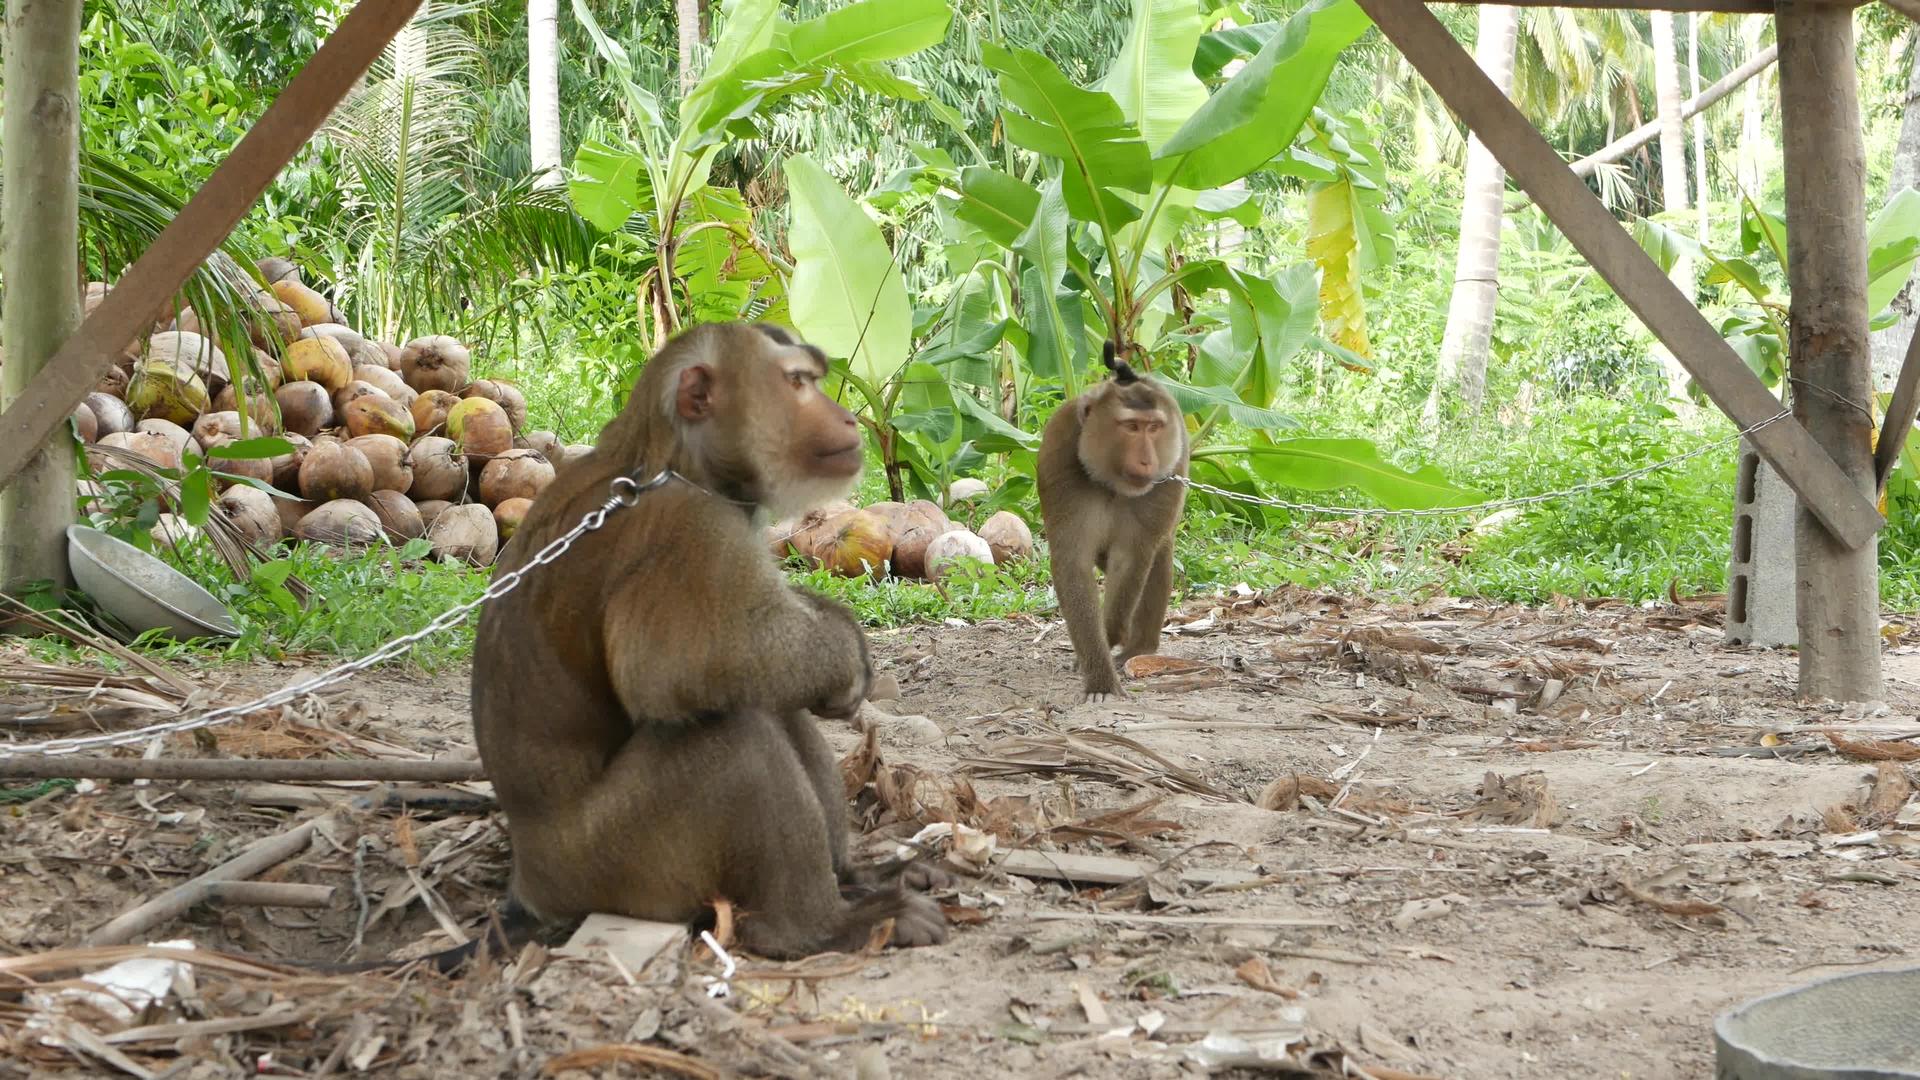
[675,364,716,421]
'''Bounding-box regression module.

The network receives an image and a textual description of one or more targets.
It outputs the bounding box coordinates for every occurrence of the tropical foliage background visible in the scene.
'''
[30,0,1920,657]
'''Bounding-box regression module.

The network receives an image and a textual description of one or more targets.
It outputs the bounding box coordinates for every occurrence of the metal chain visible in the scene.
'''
[1167,408,1793,519]
[0,471,679,759]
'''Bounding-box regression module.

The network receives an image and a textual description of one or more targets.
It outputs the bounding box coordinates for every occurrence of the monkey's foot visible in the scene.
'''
[888,892,949,949]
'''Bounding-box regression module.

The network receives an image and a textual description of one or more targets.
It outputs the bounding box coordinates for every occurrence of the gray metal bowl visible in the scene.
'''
[1715,964,1920,1079]
[66,524,240,641]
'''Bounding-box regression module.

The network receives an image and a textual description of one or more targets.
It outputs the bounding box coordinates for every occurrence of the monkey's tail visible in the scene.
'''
[1102,340,1139,385]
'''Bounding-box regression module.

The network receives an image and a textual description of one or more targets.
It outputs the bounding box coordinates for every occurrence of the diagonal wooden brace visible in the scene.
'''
[0,0,424,494]
[1361,0,1883,551]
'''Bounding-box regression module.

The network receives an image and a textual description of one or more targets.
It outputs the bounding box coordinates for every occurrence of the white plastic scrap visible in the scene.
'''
[25,940,197,1046]
[699,930,736,999]
[900,821,997,869]
[1181,1019,1311,1072]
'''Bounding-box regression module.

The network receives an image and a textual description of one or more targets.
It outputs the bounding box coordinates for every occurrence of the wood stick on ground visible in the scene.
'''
[202,881,335,909]
[0,756,486,783]
[84,814,334,946]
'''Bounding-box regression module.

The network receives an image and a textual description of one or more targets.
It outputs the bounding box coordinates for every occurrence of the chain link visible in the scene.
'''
[0,470,679,760]
[1167,408,1793,519]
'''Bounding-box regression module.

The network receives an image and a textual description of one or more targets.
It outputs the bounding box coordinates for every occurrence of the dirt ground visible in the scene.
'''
[3,586,1919,1078]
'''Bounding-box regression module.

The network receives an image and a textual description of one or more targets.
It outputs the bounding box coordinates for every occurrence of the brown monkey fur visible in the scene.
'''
[1036,344,1190,701]
[469,321,947,960]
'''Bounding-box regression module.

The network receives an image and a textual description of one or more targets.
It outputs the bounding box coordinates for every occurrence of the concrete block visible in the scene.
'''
[1725,439,1797,648]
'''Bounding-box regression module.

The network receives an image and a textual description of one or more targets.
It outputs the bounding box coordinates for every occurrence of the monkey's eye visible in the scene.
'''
[787,370,816,390]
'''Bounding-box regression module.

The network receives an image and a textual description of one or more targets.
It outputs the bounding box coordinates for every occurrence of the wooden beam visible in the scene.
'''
[1357,0,1884,551]
[0,0,424,494]
[1873,327,1920,491]
[1778,0,1881,702]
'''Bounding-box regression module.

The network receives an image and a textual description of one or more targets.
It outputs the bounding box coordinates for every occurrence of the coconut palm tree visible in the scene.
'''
[528,0,563,187]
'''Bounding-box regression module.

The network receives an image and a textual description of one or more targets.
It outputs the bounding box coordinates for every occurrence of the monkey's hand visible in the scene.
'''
[796,589,873,720]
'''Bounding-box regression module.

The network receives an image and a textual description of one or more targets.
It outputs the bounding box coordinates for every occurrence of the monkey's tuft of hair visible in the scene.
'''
[1101,340,1139,385]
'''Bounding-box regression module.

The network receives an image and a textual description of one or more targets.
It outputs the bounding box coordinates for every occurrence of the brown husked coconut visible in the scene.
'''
[273,495,320,537]
[343,392,415,441]
[414,498,452,530]
[300,323,368,357]
[427,503,498,566]
[493,497,532,542]
[805,509,895,578]
[202,439,275,490]
[274,381,334,437]
[368,489,425,540]
[256,256,300,285]
[271,278,332,326]
[461,379,528,431]
[96,363,131,398]
[98,430,183,471]
[352,363,414,405]
[282,336,352,393]
[244,348,285,390]
[772,499,856,562]
[84,391,135,437]
[346,434,412,492]
[376,341,404,369]
[212,385,280,432]
[192,411,244,451]
[399,335,471,394]
[146,329,231,393]
[409,389,460,436]
[561,443,593,468]
[407,436,467,502]
[217,485,282,547]
[150,513,200,553]
[72,403,98,443]
[924,529,994,580]
[478,449,554,507]
[947,477,988,505]
[296,499,386,550]
[446,396,512,458]
[299,437,375,503]
[978,511,1033,564]
[890,499,953,580]
[250,294,303,352]
[523,430,562,460]
[269,433,311,492]
[332,379,386,413]
[125,355,210,426]
[135,418,194,462]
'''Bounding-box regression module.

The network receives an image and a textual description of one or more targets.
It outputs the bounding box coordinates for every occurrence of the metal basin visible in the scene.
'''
[66,524,240,641]
[1716,965,1920,1079]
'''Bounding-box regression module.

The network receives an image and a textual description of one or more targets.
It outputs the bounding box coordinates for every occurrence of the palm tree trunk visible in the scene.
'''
[1738,19,1767,195]
[0,0,82,602]
[1870,42,1920,393]
[678,0,705,94]
[1688,12,1708,242]
[1425,4,1518,422]
[528,0,563,187]
[1651,11,1693,400]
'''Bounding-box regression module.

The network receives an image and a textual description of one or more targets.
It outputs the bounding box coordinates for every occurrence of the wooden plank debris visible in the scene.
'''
[1357,0,1883,551]
[996,849,1259,888]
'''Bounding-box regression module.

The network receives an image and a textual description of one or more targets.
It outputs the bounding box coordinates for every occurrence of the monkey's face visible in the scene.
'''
[671,324,864,518]
[1079,389,1181,498]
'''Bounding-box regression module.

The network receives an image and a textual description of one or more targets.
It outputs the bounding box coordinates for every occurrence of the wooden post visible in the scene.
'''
[1777,1,1881,702]
[0,0,83,598]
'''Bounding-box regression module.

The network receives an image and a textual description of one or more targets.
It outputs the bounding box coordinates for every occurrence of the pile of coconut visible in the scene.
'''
[72,257,589,567]
[770,481,1034,581]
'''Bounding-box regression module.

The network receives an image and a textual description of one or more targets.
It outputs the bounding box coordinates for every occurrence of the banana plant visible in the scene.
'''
[564,0,951,349]
[1634,185,1920,388]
